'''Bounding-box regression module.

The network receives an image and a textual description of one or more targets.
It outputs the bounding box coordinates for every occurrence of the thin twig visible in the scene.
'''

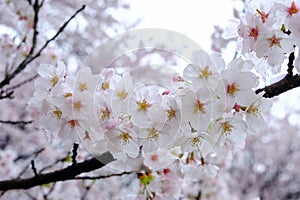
[287,52,295,77]
[14,148,46,181]
[0,120,33,125]
[5,74,38,93]
[28,5,86,62]
[80,180,96,200]
[43,182,56,199]
[31,160,38,176]
[28,0,40,56]
[72,143,79,166]
[14,148,45,162]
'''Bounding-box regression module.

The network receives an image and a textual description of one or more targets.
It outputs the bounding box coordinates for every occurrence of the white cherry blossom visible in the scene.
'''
[256,30,294,66]
[183,50,223,90]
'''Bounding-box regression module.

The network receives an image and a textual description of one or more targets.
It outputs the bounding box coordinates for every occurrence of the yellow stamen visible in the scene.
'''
[99,107,110,121]
[119,132,131,145]
[79,82,88,91]
[191,137,201,147]
[200,66,212,80]
[52,108,62,119]
[64,92,72,98]
[136,99,151,112]
[221,121,233,135]
[50,75,58,86]
[247,105,260,117]
[102,81,110,90]
[147,127,159,141]
[166,108,176,121]
[117,89,128,100]
[73,101,82,110]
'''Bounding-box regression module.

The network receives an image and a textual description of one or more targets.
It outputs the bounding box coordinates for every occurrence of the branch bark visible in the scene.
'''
[255,52,300,98]
[0,152,115,191]
[255,74,300,98]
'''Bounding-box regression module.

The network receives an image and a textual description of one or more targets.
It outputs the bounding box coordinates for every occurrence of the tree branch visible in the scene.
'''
[30,160,38,177]
[256,52,300,98]
[71,143,79,166]
[0,120,33,126]
[27,4,86,63]
[0,152,115,191]
[27,0,40,56]
[287,52,295,76]
[255,74,300,98]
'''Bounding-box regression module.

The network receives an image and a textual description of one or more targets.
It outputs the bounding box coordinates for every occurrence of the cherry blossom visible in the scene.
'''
[183,50,223,90]
[209,116,248,150]
[35,61,66,91]
[129,85,162,126]
[218,66,259,111]
[256,30,294,66]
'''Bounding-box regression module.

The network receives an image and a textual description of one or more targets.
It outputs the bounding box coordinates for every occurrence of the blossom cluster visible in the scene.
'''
[28,48,272,198]
[223,0,300,72]
[26,0,300,198]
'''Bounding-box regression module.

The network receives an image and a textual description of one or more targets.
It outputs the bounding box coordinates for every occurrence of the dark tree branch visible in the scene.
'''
[0,91,14,99]
[287,52,295,77]
[0,152,115,191]
[28,0,40,56]
[256,52,300,98]
[255,74,300,98]
[71,143,79,166]
[30,160,38,176]
[0,120,33,126]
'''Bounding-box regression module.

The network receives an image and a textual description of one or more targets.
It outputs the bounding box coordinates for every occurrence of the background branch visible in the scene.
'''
[0,4,85,91]
[0,120,33,126]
